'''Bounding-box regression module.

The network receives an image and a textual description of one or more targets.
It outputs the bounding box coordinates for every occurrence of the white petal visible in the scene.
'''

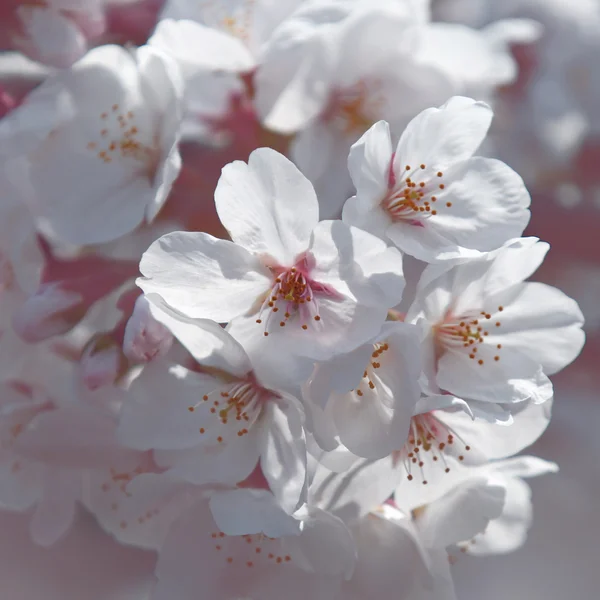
[488,282,585,375]
[149,19,255,76]
[437,345,554,405]
[310,220,405,309]
[395,96,493,171]
[215,148,319,265]
[209,489,301,538]
[439,399,553,461]
[259,397,307,514]
[465,477,532,556]
[489,455,559,480]
[285,506,356,578]
[29,468,80,546]
[417,477,505,548]
[310,456,406,522]
[85,470,199,551]
[347,120,393,209]
[344,509,430,600]
[427,157,531,251]
[138,231,271,321]
[145,294,252,376]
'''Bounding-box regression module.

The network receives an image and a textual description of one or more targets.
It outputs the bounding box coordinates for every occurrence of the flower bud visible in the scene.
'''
[122,295,174,363]
[79,334,128,391]
[12,282,85,342]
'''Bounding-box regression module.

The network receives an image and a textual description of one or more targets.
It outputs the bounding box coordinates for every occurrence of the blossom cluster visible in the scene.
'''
[0,1,588,599]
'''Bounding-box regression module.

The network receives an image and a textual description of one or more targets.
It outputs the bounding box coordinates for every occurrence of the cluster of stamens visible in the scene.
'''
[187,381,258,441]
[436,306,504,365]
[86,104,160,182]
[256,266,321,336]
[198,0,256,42]
[101,463,148,497]
[383,164,448,222]
[399,413,471,485]
[354,342,389,397]
[211,531,292,568]
[98,456,161,530]
[326,80,383,136]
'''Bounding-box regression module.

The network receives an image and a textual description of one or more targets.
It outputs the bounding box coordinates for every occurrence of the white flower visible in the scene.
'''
[0,373,138,546]
[151,0,304,141]
[83,458,199,551]
[393,397,553,509]
[1,44,184,245]
[309,395,552,520]
[259,3,454,216]
[138,148,405,360]
[3,0,107,68]
[117,298,307,514]
[407,237,584,405]
[304,321,422,459]
[153,488,355,600]
[159,0,304,59]
[343,97,532,261]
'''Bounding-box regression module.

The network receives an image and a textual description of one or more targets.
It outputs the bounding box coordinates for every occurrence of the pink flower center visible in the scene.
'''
[255,255,340,336]
[382,162,449,224]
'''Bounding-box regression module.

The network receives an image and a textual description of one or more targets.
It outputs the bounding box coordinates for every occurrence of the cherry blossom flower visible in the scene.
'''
[153,488,355,600]
[0,0,107,68]
[1,43,184,245]
[150,0,304,141]
[309,395,552,520]
[258,3,454,216]
[343,97,532,261]
[393,398,553,509]
[304,321,422,459]
[138,148,405,360]
[0,370,139,546]
[406,237,584,405]
[339,458,558,598]
[117,299,307,513]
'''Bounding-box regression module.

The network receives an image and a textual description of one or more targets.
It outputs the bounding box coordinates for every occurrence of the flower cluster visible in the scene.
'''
[0,1,588,599]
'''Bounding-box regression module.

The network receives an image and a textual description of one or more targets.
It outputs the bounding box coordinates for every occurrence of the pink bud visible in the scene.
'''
[79,334,128,391]
[122,295,174,363]
[12,282,85,342]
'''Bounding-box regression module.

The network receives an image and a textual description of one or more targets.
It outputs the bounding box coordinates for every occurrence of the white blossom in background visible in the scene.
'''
[434,0,600,195]
[153,488,356,600]
[0,43,184,245]
[150,0,304,141]
[0,0,108,68]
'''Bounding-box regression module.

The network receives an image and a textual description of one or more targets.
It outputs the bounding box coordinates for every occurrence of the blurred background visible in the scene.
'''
[1,0,599,598]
